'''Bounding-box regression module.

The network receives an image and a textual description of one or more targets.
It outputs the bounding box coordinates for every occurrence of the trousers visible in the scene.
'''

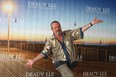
[56,64,74,77]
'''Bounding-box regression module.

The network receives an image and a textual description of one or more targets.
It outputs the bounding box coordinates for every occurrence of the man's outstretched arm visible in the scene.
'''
[24,53,45,68]
[82,17,103,32]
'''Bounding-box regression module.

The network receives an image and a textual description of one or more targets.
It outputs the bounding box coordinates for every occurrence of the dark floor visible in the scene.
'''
[0,45,116,77]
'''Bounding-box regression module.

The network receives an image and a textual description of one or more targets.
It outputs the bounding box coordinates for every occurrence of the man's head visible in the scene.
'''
[51,21,62,36]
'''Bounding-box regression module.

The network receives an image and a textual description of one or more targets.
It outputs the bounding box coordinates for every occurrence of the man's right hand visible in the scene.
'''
[24,59,34,68]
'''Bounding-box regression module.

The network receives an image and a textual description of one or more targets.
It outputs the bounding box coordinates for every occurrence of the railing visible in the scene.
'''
[0,41,45,53]
[75,45,116,62]
[0,41,116,62]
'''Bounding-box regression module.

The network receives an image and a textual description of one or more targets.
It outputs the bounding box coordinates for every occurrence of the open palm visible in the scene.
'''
[91,17,103,25]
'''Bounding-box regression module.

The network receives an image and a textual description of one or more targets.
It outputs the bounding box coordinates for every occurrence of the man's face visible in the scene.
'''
[51,22,62,36]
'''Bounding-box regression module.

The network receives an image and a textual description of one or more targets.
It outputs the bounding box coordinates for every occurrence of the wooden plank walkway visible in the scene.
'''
[0,46,61,77]
[0,45,116,77]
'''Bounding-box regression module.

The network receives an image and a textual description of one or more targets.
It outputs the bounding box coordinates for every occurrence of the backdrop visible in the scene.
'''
[0,0,116,46]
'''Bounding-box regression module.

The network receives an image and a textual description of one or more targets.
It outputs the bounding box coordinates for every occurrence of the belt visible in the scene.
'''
[54,61,78,68]
[54,61,67,68]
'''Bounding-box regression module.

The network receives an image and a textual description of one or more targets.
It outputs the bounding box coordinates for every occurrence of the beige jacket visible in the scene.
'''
[41,28,84,63]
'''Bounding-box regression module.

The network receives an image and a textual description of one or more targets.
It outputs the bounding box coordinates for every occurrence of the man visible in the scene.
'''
[25,17,103,77]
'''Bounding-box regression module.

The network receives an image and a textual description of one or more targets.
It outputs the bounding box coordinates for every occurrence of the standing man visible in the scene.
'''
[25,17,103,77]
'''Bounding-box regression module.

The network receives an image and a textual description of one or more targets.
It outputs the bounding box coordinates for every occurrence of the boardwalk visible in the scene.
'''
[0,45,116,77]
[0,45,60,77]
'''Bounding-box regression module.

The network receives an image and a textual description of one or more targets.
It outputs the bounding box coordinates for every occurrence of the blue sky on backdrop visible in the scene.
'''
[0,0,116,44]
